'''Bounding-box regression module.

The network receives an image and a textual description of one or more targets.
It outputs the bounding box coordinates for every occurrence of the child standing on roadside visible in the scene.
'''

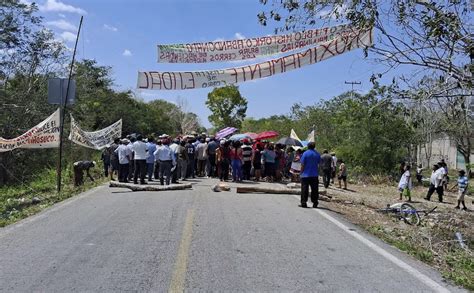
[398,165,412,202]
[455,170,469,210]
[338,159,348,190]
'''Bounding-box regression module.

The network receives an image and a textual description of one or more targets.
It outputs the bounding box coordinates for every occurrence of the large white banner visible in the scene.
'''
[139,28,373,91]
[158,24,353,63]
[69,116,122,150]
[0,109,60,152]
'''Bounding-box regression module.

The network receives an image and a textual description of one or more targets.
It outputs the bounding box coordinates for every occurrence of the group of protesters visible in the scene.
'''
[100,133,349,190]
[398,159,469,210]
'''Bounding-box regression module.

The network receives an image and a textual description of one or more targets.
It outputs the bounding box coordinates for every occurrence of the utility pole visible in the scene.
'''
[345,81,361,99]
[57,16,83,193]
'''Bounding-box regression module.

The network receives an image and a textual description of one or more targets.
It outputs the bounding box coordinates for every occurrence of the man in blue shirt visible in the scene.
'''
[300,142,321,208]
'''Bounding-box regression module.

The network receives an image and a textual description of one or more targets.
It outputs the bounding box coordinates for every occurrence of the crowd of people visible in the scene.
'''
[99,133,348,191]
[398,159,469,210]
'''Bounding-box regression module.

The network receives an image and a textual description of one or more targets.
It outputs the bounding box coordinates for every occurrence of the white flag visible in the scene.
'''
[290,129,301,141]
[306,130,315,143]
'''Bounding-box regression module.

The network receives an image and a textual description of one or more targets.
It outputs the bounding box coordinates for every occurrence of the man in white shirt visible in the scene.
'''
[154,138,176,185]
[425,164,444,202]
[169,138,180,183]
[196,139,208,177]
[331,152,338,184]
[132,134,148,184]
[115,139,132,182]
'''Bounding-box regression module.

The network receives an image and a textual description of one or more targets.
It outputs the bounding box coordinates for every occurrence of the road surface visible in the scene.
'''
[0,179,464,292]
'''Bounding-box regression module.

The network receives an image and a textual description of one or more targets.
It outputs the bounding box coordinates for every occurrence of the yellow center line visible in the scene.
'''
[168,209,195,293]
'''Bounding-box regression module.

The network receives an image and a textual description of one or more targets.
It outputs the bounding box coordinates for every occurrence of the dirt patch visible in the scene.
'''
[323,183,473,290]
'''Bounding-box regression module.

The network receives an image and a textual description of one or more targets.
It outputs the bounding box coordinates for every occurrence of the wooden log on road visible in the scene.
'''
[236,186,327,196]
[109,181,192,191]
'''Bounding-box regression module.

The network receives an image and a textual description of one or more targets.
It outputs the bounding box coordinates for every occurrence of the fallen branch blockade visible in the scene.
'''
[140,28,373,90]
[158,23,354,63]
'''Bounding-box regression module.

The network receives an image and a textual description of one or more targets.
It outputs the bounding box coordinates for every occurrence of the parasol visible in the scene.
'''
[244,132,258,140]
[256,131,279,140]
[276,137,303,146]
[229,134,251,141]
[216,127,238,139]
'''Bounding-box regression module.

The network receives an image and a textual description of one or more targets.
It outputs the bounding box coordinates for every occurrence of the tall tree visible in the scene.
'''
[205,85,248,129]
[258,0,473,87]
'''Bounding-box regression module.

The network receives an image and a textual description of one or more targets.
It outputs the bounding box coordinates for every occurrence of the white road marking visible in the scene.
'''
[292,194,450,293]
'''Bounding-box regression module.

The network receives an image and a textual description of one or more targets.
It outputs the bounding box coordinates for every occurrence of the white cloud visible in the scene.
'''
[60,31,76,42]
[39,0,87,15]
[103,24,118,32]
[213,37,224,42]
[58,13,66,18]
[234,32,246,40]
[122,49,132,57]
[46,19,77,31]
[19,0,32,5]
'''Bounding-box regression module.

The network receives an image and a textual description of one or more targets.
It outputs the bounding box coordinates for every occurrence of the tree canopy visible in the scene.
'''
[205,85,248,129]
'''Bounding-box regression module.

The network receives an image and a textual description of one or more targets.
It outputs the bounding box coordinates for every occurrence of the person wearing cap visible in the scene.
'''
[153,140,162,180]
[242,139,253,180]
[154,138,176,185]
[300,142,321,208]
[217,140,231,181]
[145,137,157,181]
[73,160,96,186]
[185,139,196,178]
[116,139,132,182]
[132,134,148,185]
[177,140,188,180]
[196,138,208,177]
[127,136,136,181]
[320,149,333,188]
[170,138,180,183]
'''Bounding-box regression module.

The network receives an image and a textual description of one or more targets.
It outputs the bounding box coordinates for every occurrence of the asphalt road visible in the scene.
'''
[0,179,464,292]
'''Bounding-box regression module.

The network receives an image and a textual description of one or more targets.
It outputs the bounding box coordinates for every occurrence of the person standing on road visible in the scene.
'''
[252,143,263,182]
[299,142,321,208]
[338,159,347,190]
[116,139,132,183]
[331,152,338,184]
[170,138,180,184]
[107,138,120,181]
[217,140,231,181]
[320,149,333,188]
[185,139,196,178]
[230,140,243,182]
[101,148,110,177]
[241,139,253,180]
[154,138,176,185]
[206,137,218,177]
[132,135,148,185]
[127,136,136,181]
[196,138,208,177]
[145,137,157,181]
[177,140,188,181]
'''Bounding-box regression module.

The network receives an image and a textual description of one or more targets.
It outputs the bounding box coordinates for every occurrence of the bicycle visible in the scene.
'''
[377,203,437,226]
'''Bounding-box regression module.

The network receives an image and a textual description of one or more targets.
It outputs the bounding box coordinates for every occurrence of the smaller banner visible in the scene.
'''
[306,130,315,143]
[0,109,60,152]
[158,24,353,63]
[69,116,122,150]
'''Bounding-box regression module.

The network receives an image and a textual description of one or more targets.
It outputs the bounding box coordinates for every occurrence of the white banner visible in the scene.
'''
[0,109,60,152]
[158,24,354,63]
[138,28,373,91]
[69,116,122,150]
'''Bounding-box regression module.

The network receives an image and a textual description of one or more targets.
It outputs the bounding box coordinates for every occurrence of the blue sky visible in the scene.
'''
[31,0,399,128]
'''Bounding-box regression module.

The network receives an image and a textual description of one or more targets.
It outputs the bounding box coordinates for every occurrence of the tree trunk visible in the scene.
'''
[109,181,192,191]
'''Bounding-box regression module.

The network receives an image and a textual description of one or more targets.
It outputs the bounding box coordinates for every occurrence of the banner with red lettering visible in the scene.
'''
[158,24,353,63]
[69,116,122,150]
[0,109,60,152]
[138,28,373,90]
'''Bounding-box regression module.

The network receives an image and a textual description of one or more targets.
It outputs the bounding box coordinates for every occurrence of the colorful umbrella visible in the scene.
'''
[276,137,303,146]
[216,127,237,139]
[229,133,251,141]
[256,131,279,140]
[245,132,258,140]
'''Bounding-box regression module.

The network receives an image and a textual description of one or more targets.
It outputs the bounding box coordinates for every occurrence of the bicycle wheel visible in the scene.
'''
[399,203,420,225]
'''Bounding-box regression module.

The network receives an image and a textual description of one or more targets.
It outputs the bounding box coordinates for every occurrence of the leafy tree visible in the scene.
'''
[205,85,248,129]
[258,0,473,87]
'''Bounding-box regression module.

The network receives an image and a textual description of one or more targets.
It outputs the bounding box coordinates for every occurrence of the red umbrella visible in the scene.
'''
[256,131,279,140]
[244,132,258,140]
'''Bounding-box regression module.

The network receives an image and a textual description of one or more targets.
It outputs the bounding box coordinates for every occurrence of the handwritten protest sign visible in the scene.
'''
[0,109,60,152]
[69,116,122,150]
[158,24,354,63]
[139,28,372,90]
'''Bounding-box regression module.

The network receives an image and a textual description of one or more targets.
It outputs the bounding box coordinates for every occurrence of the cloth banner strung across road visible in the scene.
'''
[158,24,353,63]
[69,116,122,150]
[0,109,60,152]
[138,28,373,91]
